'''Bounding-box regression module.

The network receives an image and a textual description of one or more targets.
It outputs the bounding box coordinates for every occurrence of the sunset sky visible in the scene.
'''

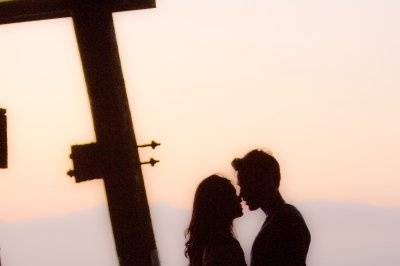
[0,0,399,264]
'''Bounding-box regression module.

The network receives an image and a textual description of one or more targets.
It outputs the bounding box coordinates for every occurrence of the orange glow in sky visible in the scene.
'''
[1,0,400,222]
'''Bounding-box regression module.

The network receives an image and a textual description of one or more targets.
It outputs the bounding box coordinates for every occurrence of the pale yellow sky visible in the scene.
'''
[0,0,399,222]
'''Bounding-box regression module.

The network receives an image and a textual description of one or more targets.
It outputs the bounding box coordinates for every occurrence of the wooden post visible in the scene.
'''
[0,1,159,265]
[72,4,158,266]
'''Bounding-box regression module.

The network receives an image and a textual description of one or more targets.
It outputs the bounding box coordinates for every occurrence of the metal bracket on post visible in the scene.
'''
[67,143,105,183]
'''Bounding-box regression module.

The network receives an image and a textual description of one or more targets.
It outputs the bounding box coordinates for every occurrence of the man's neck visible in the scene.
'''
[261,191,285,216]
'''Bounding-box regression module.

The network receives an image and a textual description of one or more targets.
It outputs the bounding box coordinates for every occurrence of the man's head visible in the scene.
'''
[232,149,281,211]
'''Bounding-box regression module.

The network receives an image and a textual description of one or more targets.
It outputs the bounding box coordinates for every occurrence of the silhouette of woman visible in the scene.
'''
[185,175,247,266]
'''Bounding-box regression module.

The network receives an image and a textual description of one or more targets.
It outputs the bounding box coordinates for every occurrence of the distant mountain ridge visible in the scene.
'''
[1,201,399,266]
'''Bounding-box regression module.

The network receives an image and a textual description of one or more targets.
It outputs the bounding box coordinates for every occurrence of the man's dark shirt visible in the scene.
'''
[251,203,311,266]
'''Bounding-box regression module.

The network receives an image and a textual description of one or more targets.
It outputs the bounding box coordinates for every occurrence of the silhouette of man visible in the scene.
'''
[232,150,311,266]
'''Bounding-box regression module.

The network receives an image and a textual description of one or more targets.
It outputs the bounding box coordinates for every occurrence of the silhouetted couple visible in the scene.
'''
[185,149,311,266]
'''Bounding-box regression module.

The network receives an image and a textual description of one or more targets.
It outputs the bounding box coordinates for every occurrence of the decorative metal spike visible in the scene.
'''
[149,158,159,166]
[137,140,161,150]
[140,158,160,167]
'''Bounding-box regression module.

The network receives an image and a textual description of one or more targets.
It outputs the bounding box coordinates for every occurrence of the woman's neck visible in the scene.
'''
[210,223,232,238]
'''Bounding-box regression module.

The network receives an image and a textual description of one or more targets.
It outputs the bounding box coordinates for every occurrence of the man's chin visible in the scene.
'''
[247,204,260,211]
[235,212,243,218]
[235,207,244,218]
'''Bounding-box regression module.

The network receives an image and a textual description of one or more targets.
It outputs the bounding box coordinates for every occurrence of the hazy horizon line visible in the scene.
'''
[1,198,400,224]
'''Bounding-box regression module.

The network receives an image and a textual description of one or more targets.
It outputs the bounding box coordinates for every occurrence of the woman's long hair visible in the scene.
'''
[185,175,238,265]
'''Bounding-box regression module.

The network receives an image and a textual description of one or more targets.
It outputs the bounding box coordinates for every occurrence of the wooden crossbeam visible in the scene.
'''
[0,0,155,25]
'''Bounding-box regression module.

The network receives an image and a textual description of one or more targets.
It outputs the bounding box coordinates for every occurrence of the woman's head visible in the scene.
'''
[192,175,242,225]
[185,175,242,263]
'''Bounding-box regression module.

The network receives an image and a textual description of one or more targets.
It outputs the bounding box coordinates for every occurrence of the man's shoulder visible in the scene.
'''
[252,204,311,265]
[276,203,302,216]
[276,203,308,227]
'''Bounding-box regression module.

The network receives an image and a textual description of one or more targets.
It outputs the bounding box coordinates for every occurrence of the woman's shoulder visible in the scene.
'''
[213,236,242,251]
[209,234,239,245]
[204,236,246,266]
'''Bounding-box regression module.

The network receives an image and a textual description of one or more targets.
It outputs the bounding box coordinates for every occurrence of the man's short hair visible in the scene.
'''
[232,149,281,188]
